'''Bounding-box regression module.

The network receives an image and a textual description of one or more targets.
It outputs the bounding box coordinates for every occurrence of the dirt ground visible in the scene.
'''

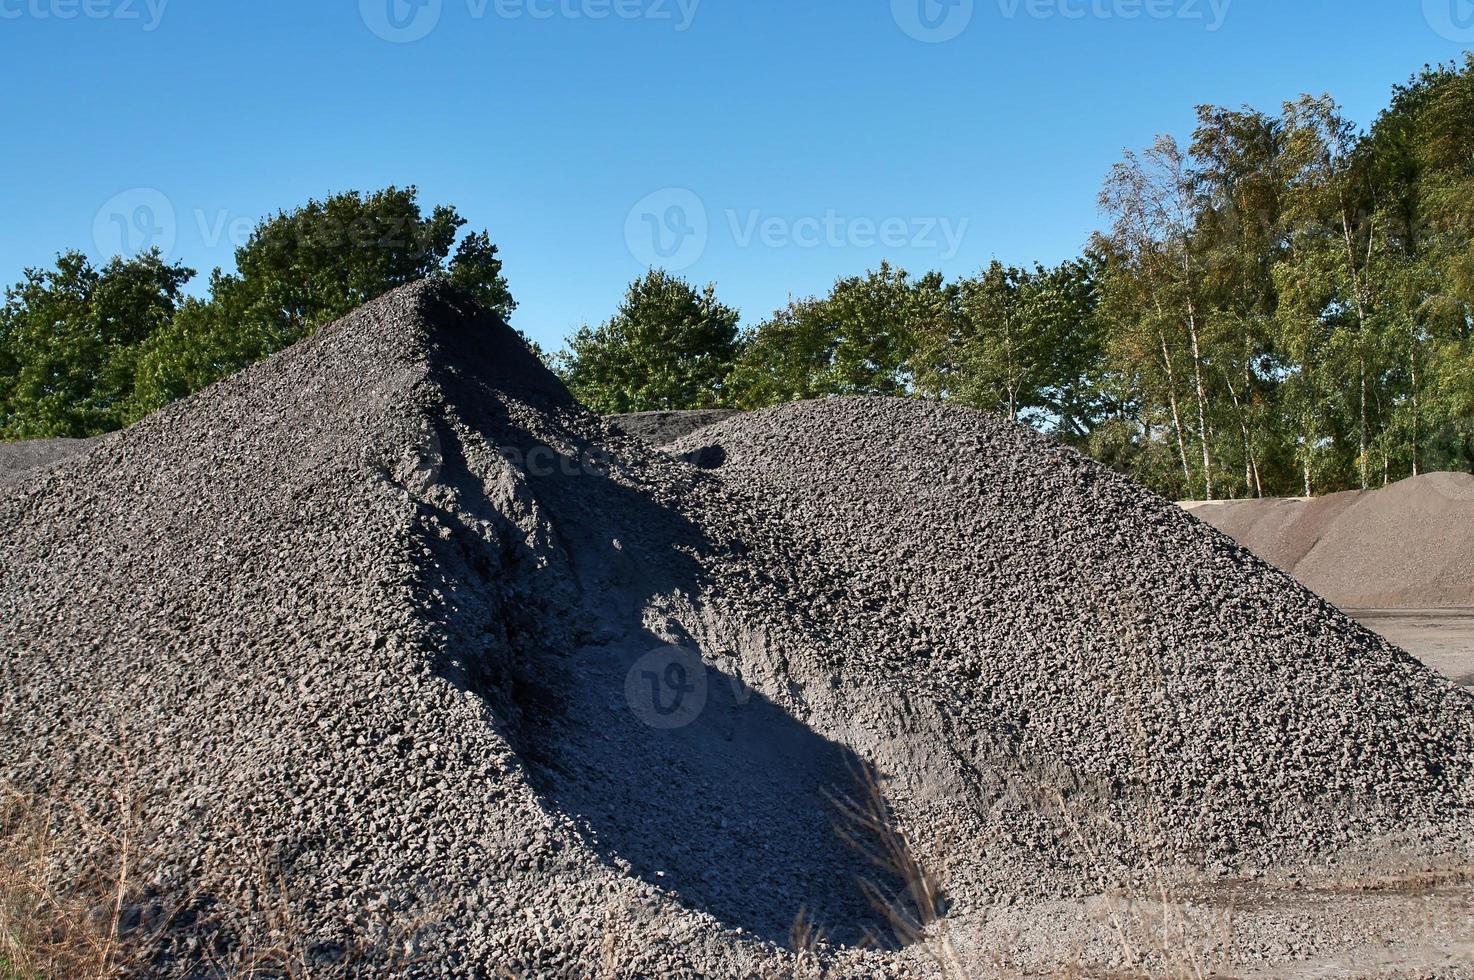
[1353,609,1474,689]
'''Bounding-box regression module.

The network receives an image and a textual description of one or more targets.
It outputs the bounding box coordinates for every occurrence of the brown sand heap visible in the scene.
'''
[1185,472,1474,609]
[1,281,1472,977]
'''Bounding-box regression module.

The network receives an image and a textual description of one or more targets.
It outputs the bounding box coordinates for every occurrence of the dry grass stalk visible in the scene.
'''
[829,765,969,979]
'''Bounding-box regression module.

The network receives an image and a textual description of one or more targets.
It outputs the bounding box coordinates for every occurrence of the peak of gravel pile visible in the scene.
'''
[3,281,1473,977]
[1186,472,1474,608]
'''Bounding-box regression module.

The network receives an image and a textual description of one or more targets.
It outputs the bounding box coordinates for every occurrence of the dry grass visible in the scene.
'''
[0,773,443,980]
[829,764,970,979]
[0,780,148,979]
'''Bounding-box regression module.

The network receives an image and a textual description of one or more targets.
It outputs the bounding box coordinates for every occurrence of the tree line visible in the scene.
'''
[4,58,1474,500]
[561,57,1474,500]
[0,187,515,439]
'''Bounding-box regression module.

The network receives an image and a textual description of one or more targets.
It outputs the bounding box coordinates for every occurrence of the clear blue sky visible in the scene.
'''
[1,0,1470,350]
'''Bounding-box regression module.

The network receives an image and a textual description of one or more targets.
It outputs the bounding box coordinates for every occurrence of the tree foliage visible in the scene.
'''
[718,57,1474,500]
[556,269,740,414]
[0,250,193,438]
[6,60,1474,504]
[0,187,515,434]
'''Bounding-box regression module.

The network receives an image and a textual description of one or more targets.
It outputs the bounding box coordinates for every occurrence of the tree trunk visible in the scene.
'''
[1341,209,1372,491]
[1184,297,1214,501]
[1159,330,1192,491]
[1410,335,1421,478]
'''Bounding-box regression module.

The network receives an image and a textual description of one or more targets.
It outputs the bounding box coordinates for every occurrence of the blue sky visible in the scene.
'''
[2,0,1471,350]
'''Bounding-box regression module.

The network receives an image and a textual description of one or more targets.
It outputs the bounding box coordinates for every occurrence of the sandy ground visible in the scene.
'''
[1354,609,1474,689]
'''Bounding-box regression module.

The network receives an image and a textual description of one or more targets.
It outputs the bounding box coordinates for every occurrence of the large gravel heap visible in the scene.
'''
[2,280,1472,977]
[1186,472,1474,608]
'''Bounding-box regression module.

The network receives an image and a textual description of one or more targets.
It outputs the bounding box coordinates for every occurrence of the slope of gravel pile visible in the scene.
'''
[671,401,1474,890]
[1186,472,1474,608]
[0,435,99,485]
[608,408,741,447]
[3,281,1473,977]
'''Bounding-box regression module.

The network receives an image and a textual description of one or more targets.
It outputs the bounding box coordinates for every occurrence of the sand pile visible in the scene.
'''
[1186,472,1474,608]
[2,281,1472,977]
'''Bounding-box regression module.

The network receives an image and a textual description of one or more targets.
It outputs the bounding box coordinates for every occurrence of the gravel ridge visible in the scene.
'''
[1187,472,1474,608]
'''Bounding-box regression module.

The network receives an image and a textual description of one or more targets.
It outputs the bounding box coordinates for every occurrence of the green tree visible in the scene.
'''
[914,261,1030,416]
[557,269,740,413]
[823,263,950,396]
[1022,256,1112,441]
[728,298,841,409]
[130,186,514,418]
[0,250,194,438]
[735,263,956,409]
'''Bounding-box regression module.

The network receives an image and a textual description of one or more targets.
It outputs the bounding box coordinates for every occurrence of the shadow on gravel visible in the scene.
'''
[417,380,904,948]
[522,643,900,949]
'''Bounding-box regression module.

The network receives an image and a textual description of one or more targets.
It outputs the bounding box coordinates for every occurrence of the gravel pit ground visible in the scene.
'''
[2,280,1472,978]
[1351,609,1474,689]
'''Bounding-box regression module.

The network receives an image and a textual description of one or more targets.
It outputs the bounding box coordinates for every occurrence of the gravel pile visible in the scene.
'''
[608,409,741,447]
[3,280,1472,977]
[1186,472,1474,608]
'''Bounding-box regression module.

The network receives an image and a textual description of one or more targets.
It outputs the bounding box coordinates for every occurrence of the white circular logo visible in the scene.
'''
[92,188,177,260]
[1425,0,1474,41]
[892,0,974,42]
[625,646,708,730]
[360,0,443,42]
[625,188,709,271]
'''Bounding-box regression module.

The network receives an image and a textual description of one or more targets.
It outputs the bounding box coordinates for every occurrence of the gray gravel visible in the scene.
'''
[0,436,99,485]
[2,280,1472,977]
[608,409,741,447]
